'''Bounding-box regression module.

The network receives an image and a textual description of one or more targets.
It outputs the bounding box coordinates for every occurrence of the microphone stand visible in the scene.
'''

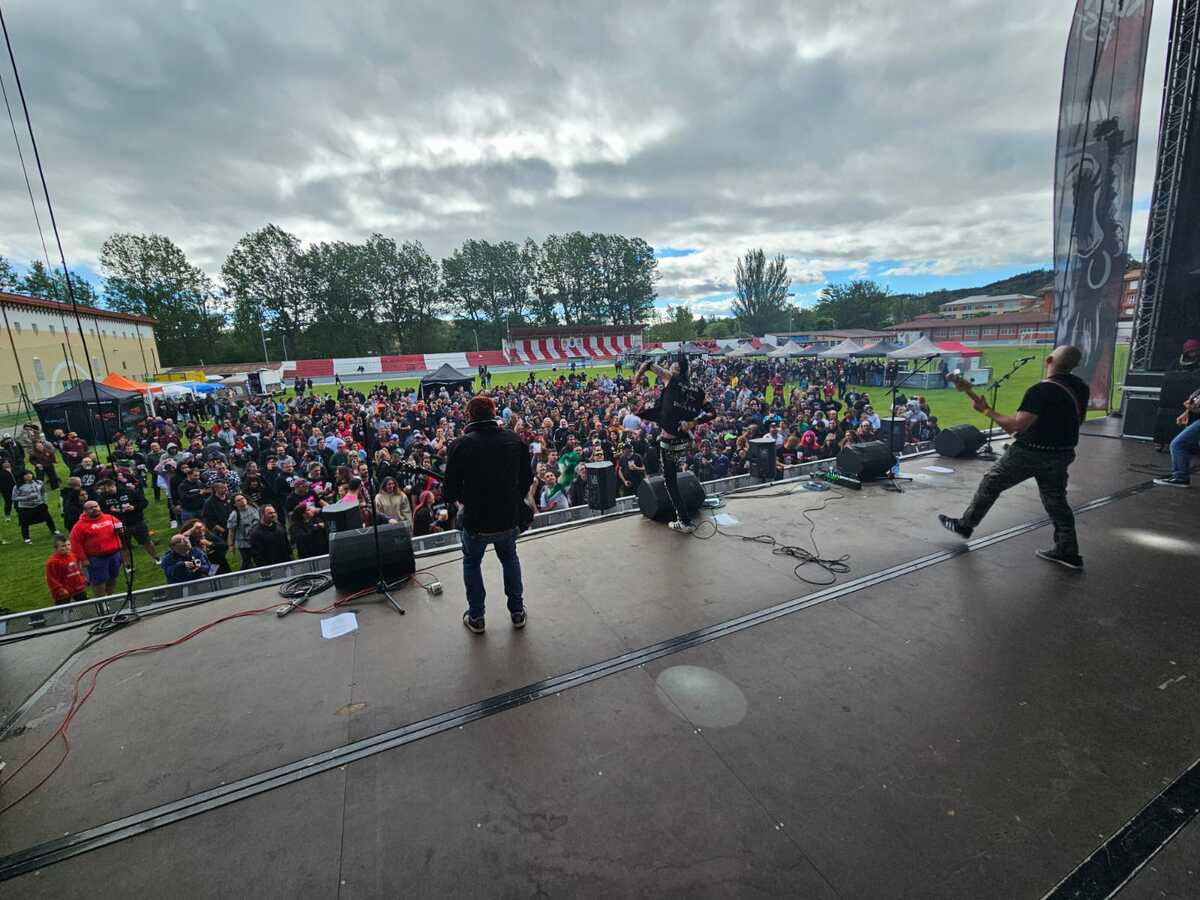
[354,408,405,614]
[886,354,939,465]
[976,356,1035,460]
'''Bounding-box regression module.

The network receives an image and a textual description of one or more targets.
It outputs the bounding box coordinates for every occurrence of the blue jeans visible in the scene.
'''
[461,527,523,619]
[1170,419,1200,481]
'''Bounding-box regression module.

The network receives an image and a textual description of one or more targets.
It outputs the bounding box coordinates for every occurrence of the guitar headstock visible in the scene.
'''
[946,370,972,393]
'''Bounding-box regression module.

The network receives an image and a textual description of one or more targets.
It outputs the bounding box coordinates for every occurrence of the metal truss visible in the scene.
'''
[1130,0,1200,371]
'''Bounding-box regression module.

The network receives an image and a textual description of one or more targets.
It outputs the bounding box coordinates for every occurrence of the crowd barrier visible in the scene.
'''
[0,442,940,642]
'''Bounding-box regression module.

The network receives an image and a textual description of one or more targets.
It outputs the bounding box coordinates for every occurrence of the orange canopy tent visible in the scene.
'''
[102,373,164,394]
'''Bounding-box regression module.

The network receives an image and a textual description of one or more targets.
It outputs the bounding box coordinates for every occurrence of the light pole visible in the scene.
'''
[259,319,270,362]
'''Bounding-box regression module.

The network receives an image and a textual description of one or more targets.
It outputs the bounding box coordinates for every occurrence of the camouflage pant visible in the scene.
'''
[962,444,1078,556]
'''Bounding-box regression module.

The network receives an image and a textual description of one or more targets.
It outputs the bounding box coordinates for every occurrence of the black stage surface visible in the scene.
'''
[0,423,1197,899]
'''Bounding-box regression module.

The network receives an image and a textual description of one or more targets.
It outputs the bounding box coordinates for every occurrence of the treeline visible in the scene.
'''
[3,227,660,366]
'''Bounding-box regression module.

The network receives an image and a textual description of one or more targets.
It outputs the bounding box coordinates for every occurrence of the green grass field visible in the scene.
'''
[839,344,1129,428]
[0,347,1130,613]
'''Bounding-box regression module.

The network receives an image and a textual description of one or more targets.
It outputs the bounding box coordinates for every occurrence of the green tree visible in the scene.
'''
[521,238,560,326]
[592,234,658,324]
[644,305,697,343]
[540,232,602,324]
[442,239,528,329]
[299,241,377,357]
[790,306,836,332]
[18,259,100,305]
[733,249,791,336]
[99,233,216,366]
[0,255,19,290]
[814,279,893,329]
[221,224,309,360]
[704,317,740,339]
[364,235,444,353]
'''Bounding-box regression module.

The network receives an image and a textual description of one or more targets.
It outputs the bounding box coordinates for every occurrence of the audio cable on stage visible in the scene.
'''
[690,490,851,586]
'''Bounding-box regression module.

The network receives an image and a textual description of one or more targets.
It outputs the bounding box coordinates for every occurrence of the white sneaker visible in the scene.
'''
[23,538,32,544]
[668,520,697,534]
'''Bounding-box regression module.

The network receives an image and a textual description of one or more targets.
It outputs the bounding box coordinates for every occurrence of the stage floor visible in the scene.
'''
[1,425,1197,898]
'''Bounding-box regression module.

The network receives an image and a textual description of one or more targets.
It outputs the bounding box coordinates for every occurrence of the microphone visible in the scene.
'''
[1019,356,1036,363]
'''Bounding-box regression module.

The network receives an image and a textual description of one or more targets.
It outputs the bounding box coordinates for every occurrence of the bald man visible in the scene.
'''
[939,345,1089,570]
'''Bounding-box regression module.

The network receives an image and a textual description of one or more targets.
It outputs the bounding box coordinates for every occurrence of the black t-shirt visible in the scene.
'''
[1015,374,1089,450]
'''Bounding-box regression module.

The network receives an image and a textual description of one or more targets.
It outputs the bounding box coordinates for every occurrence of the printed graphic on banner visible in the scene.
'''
[1052,0,1153,408]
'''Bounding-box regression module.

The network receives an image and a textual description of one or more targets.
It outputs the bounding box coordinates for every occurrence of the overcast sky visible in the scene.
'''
[0,1,1171,317]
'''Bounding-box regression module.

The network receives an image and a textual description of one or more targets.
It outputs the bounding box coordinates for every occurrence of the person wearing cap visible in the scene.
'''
[443,395,533,635]
[1154,338,1200,488]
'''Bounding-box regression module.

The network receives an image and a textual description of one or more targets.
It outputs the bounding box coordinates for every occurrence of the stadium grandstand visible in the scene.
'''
[503,324,643,363]
[277,325,643,382]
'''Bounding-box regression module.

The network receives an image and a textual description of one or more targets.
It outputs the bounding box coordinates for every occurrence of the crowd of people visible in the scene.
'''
[0,355,943,607]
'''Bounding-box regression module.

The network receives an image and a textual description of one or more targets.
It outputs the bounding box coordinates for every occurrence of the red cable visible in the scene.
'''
[0,592,361,815]
[0,570,431,814]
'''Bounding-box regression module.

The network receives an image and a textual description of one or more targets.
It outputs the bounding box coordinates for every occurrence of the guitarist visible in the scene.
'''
[443,395,535,635]
[938,345,1089,571]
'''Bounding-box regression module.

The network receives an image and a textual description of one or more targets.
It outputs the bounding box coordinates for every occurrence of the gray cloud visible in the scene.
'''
[0,0,1170,305]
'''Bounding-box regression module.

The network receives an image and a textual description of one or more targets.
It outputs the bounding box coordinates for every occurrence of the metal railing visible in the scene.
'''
[0,442,940,640]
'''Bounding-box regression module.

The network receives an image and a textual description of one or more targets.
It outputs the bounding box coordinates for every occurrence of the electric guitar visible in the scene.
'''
[946,370,988,410]
[392,461,537,533]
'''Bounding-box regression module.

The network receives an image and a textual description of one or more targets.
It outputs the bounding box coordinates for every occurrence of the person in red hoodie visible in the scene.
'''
[46,533,88,605]
[68,499,125,600]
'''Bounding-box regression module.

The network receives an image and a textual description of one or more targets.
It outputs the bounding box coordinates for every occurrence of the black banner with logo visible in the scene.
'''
[1053,0,1154,408]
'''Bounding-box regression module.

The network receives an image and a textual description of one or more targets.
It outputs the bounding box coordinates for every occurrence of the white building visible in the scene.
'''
[938,294,1038,319]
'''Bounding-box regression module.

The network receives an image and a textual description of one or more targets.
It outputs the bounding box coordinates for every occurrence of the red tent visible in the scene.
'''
[935,341,982,358]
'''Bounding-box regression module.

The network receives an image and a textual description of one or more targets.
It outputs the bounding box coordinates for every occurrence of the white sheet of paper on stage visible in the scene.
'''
[320,612,358,640]
[713,513,739,526]
[924,465,955,474]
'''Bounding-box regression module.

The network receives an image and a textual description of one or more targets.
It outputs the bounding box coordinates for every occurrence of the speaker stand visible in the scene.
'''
[356,580,407,615]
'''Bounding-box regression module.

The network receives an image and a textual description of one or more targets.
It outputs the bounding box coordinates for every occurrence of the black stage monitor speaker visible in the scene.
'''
[586,460,618,510]
[877,417,906,449]
[636,472,705,521]
[935,423,987,458]
[328,523,415,590]
[321,496,362,533]
[836,440,897,480]
[748,436,777,480]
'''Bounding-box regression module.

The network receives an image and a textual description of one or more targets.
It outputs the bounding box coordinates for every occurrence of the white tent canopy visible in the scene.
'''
[817,339,864,359]
[767,341,805,357]
[885,337,950,359]
[153,382,194,397]
[727,344,762,357]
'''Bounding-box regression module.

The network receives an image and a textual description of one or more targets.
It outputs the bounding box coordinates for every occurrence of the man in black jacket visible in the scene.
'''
[249,505,292,566]
[97,476,159,564]
[443,395,534,634]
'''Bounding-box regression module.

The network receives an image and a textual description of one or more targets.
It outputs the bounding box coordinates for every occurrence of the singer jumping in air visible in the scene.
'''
[636,352,715,533]
[938,345,1088,570]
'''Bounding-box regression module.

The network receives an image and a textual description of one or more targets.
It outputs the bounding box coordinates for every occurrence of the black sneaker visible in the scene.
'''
[938,514,973,539]
[510,608,527,629]
[462,612,485,634]
[1153,476,1190,488]
[1035,548,1083,571]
